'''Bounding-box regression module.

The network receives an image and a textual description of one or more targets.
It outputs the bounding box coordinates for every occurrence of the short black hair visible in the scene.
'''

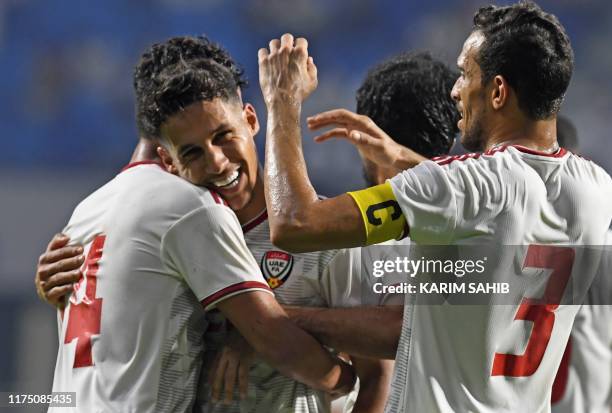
[356,52,459,158]
[137,58,239,140]
[473,1,574,120]
[133,35,246,138]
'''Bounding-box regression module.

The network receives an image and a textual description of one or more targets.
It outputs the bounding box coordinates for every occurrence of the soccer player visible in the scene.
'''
[37,36,383,413]
[257,3,612,413]
[44,43,356,412]
[551,116,612,413]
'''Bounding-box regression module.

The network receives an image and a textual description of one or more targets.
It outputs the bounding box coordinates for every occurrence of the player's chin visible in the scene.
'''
[214,172,250,209]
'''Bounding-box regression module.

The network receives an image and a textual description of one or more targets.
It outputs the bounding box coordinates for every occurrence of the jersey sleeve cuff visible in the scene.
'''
[200,281,273,311]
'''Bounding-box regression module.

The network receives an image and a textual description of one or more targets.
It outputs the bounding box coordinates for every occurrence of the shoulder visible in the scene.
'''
[116,164,234,230]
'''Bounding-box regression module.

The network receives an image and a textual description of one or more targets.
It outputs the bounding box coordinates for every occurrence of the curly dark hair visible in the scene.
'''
[473,1,573,120]
[356,52,459,158]
[133,35,247,138]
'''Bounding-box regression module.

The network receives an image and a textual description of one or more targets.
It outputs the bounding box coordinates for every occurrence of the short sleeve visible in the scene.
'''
[319,244,407,307]
[161,204,272,311]
[318,248,365,308]
[389,159,507,244]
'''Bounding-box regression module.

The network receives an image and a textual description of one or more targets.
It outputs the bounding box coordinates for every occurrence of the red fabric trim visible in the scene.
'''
[210,190,228,206]
[201,281,272,309]
[121,160,164,172]
[433,144,565,167]
[510,145,567,158]
[242,210,268,233]
[434,152,482,166]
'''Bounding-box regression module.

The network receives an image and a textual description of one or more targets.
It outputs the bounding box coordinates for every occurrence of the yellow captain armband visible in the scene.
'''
[347,182,407,245]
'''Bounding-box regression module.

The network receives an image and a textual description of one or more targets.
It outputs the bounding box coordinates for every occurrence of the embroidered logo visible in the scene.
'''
[260,250,294,289]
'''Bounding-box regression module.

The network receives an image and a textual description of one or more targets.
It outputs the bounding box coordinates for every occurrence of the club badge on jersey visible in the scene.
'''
[260,250,294,289]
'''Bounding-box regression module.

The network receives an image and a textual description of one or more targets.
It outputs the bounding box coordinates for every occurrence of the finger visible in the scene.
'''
[294,37,308,59]
[238,362,249,400]
[307,109,360,129]
[211,357,228,403]
[280,33,294,50]
[258,48,269,64]
[295,37,308,51]
[46,233,70,252]
[349,130,381,147]
[45,284,74,307]
[307,56,317,80]
[223,357,239,405]
[38,255,85,281]
[208,354,222,388]
[43,269,82,290]
[312,128,350,143]
[39,245,84,266]
[268,39,280,54]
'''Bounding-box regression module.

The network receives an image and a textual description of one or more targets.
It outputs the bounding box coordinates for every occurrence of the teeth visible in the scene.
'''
[211,170,240,188]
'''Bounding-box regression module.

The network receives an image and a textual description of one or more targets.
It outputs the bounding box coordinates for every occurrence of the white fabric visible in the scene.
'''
[551,229,612,413]
[196,211,387,413]
[386,145,612,413]
[50,164,270,413]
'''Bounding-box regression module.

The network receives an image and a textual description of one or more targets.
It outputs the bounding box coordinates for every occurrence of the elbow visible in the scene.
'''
[268,215,312,253]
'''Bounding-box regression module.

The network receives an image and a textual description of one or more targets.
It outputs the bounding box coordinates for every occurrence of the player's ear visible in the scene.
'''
[491,75,508,111]
[157,146,179,175]
[243,103,260,137]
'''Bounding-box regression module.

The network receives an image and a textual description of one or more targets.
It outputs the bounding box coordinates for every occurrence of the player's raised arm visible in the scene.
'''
[259,34,406,252]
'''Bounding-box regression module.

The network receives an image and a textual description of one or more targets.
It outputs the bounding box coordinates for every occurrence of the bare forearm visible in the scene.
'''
[264,100,366,251]
[284,305,402,359]
[264,99,319,227]
[258,319,355,395]
[219,294,354,395]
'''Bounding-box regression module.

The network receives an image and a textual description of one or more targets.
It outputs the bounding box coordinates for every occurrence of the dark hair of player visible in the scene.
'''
[472,1,574,120]
[356,52,459,158]
[133,35,247,139]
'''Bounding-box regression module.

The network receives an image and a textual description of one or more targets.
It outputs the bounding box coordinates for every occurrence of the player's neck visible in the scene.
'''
[234,168,267,224]
[130,138,161,162]
[485,117,558,153]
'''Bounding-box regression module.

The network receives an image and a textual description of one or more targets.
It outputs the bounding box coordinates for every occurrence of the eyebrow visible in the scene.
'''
[178,144,200,157]
[211,123,232,136]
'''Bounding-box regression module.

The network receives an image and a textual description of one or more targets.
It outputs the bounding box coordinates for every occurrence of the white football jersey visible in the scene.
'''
[195,209,393,413]
[551,229,612,413]
[50,162,271,413]
[385,145,612,413]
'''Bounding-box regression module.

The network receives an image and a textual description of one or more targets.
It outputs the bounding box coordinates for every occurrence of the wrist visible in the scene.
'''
[394,146,426,170]
[334,360,357,396]
[265,92,303,111]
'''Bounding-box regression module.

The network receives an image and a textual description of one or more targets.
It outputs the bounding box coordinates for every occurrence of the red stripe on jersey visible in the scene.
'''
[433,144,566,167]
[551,337,572,404]
[201,281,272,309]
[210,190,229,206]
[510,145,567,158]
[433,152,482,166]
[242,210,268,233]
[121,160,164,172]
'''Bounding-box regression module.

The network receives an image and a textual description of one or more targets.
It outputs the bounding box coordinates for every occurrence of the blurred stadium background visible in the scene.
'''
[1,0,610,400]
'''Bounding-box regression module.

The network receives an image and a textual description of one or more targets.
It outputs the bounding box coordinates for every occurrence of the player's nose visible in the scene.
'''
[204,146,229,175]
[450,78,461,102]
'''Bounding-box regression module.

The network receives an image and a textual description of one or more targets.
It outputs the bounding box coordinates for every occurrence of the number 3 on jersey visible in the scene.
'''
[492,245,574,377]
[64,235,106,368]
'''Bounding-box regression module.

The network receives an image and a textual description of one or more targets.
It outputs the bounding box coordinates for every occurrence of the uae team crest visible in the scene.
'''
[260,251,294,289]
